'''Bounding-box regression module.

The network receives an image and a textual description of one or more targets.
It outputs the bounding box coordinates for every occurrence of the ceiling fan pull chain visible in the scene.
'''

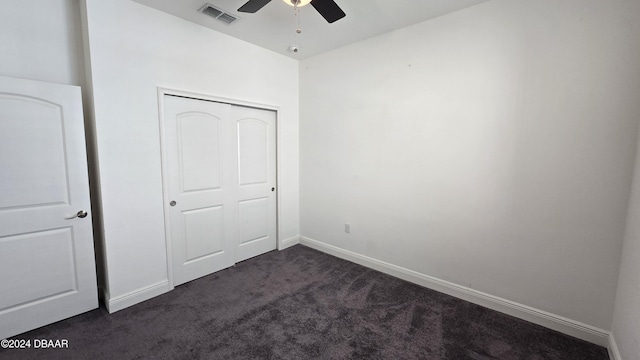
[296,3,302,34]
[291,2,302,52]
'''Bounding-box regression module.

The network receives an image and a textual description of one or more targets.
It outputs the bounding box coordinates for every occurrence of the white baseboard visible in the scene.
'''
[608,333,622,360]
[105,280,171,313]
[279,235,300,250]
[105,237,300,313]
[299,236,610,347]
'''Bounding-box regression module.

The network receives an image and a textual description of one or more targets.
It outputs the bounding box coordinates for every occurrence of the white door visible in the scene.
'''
[162,95,276,286]
[233,105,277,263]
[0,76,98,339]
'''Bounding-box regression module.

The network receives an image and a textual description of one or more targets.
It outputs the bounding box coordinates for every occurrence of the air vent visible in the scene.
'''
[199,3,239,25]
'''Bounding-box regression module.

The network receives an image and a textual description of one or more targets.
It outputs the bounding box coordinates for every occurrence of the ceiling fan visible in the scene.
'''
[237,0,346,23]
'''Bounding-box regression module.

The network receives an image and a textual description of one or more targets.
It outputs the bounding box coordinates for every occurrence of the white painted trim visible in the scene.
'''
[275,108,285,252]
[299,236,610,347]
[156,88,176,290]
[156,87,282,288]
[608,332,622,360]
[157,87,281,113]
[279,235,300,250]
[105,281,171,313]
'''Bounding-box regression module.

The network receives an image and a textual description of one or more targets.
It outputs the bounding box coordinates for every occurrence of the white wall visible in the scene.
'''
[83,0,299,308]
[0,0,85,86]
[0,0,110,294]
[611,131,640,358]
[300,0,640,330]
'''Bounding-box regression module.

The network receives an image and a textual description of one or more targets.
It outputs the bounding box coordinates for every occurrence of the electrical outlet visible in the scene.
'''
[345,223,351,234]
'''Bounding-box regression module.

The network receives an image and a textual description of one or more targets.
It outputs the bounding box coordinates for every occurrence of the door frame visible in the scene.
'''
[157,87,281,289]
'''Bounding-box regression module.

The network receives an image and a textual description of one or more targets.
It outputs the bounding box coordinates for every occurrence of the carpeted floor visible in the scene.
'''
[1,245,608,359]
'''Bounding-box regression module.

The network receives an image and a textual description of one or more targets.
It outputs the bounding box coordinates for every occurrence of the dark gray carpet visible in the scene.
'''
[1,245,608,359]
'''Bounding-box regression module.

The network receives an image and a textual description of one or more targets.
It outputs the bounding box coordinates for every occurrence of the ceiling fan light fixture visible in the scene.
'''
[282,0,312,7]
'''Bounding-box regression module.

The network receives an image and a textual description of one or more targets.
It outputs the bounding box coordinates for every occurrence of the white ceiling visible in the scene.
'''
[132,0,489,59]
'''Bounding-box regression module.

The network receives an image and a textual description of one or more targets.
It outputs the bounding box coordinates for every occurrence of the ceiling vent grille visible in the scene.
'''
[199,3,239,25]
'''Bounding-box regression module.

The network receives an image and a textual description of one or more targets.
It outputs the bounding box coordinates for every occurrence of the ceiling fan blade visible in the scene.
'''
[238,0,272,13]
[310,0,346,23]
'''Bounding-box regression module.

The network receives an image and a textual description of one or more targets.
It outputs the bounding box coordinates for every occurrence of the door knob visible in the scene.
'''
[170,201,177,206]
[66,210,88,220]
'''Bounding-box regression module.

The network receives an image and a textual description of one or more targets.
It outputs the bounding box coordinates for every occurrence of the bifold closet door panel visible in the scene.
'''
[162,95,276,286]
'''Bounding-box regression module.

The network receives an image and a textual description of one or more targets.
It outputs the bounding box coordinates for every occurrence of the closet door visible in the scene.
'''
[233,105,277,263]
[162,95,276,286]
[163,96,236,286]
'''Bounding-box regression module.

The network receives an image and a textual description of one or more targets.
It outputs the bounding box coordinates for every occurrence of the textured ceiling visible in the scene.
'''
[132,0,489,59]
